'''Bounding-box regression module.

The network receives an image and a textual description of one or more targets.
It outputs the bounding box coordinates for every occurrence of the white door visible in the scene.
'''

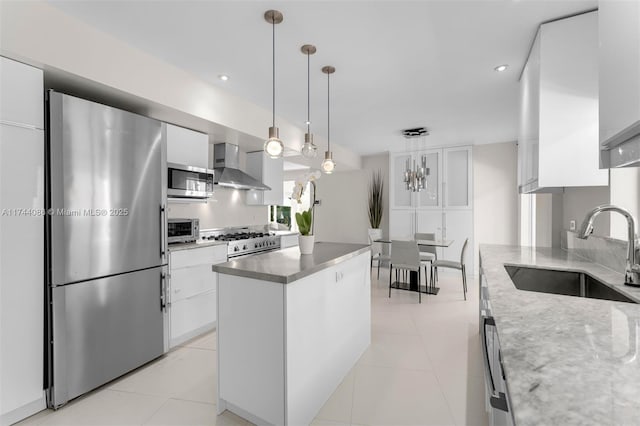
[443,147,473,209]
[389,210,415,240]
[442,210,474,273]
[416,210,444,259]
[390,153,413,209]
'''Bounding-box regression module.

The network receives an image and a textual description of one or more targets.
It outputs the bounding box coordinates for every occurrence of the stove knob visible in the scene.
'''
[234,246,239,252]
[243,245,247,250]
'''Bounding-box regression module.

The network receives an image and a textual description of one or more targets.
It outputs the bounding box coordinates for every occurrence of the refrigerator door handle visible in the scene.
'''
[160,272,167,311]
[160,204,166,261]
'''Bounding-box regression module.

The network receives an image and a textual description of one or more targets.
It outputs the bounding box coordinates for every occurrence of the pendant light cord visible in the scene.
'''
[327,70,330,151]
[272,18,276,128]
[307,52,310,133]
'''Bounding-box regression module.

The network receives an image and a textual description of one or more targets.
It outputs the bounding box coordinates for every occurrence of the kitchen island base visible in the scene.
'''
[215,244,371,425]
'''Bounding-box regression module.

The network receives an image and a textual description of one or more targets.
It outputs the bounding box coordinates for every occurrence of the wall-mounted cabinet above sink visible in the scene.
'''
[518,11,608,193]
[599,1,640,168]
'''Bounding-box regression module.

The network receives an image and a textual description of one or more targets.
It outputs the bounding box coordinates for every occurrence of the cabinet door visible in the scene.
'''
[170,290,216,347]
[390,153,413,209]
[389,209,415,239]
[443,147,472,209]
[599,1,640,145]
[0,125,44,416]
[416,150,442,209]
[416,210,444,259]
[442,210,474,273]
[171,264,217,302]
[518,31,541,190]
[539,11,606,187]
[0,57,44,128]
[166,123,208,168]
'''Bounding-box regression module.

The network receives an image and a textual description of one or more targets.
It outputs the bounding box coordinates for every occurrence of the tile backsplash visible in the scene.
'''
[562,230,628,273]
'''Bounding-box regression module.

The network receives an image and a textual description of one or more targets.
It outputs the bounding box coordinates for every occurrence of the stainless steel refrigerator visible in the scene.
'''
[46,91,168,408]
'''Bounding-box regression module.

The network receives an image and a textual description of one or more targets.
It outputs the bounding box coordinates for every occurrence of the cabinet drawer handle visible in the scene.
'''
[481,316,509,412]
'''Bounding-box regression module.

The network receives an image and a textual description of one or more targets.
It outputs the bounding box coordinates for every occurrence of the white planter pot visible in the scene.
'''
[368,228,383,243]
[299,235,315,255]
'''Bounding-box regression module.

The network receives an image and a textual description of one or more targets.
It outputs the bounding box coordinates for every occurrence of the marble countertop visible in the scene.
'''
[480,245,640,425]
[167,240,227,251]
[212,242,369,284]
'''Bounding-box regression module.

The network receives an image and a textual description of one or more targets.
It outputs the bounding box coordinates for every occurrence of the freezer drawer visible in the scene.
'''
[49,266,166,408]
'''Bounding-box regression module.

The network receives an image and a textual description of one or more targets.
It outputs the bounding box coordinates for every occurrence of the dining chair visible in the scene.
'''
[414,232,437,287]
[389,240,422,303]
[431,238,469,300]
[367,229,390,280]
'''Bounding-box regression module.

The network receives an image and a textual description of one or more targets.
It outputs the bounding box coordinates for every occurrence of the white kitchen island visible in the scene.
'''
[213,242,371,426]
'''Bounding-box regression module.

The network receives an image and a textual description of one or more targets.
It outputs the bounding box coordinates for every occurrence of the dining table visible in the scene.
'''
[374,238,454,295]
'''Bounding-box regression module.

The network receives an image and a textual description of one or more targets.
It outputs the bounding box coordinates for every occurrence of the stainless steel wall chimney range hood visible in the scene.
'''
[213,143,271,190]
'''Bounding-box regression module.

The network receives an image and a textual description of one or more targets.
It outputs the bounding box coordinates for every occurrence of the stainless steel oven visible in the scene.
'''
[167,163,213,199]
[167,218,200,244]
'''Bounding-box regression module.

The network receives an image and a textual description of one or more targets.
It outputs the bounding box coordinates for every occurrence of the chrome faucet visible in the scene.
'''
[578,204,640,286]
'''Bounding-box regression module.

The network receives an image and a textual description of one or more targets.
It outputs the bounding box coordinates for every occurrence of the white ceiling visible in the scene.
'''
[47,0,597,156]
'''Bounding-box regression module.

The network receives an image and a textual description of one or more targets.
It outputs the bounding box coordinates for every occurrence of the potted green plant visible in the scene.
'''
[295,208,314,254]
[367,170,384,242]
[291,170,321,254]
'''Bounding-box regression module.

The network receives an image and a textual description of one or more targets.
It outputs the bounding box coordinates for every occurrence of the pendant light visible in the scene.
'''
[321,65,336,174]
[263,10,284,159]
[300,44,318,158]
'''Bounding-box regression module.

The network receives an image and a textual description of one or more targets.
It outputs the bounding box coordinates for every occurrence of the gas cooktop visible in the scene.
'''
[199,228,281,258]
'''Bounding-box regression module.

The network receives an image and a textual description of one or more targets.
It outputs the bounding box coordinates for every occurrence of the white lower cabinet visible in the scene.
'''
[168,245,227,347]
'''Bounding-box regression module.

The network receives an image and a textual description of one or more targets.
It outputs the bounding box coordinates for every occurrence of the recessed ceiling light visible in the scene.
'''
[494,64,508,72]
[218,74,229,81]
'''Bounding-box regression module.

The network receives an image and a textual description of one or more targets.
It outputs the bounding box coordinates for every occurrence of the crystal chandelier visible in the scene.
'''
[403,155,429,192]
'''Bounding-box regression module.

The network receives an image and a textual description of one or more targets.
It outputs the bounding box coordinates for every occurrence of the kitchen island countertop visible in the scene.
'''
[212,242,369,284]
[480,244,640,426]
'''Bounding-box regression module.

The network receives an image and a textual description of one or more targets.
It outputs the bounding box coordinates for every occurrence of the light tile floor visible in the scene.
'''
[17,268,488,426]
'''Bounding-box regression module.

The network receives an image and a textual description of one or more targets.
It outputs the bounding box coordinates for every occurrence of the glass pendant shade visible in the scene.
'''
[264,126,284,159]
[321,151,336,174]
[403,155,429,192]
[301,133,317,158]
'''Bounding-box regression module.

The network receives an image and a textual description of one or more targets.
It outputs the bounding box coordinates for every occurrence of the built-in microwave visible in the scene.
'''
[167,163,213,199]
[167,218,200,244]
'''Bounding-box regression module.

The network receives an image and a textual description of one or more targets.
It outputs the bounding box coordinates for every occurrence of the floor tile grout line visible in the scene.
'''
[138,394,172,426]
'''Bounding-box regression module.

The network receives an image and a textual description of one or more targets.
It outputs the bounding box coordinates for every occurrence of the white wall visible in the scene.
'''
[168,190,267,229]
[562,186,610,236]
[610,168,640,241]
[473,142,519,267]
[313,170,369,245]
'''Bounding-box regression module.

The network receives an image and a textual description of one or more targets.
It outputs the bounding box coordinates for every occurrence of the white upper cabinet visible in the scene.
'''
[390,147,470,210]
[390,150,442,209]
[443,147,472,209]
[0,56,44,128]
[245,151,283,206]
[518,11,608,192]
[166,123,209,169]
[599,1,640,167]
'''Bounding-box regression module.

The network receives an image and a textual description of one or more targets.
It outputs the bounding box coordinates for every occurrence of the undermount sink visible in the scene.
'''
[505,265,638,304]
